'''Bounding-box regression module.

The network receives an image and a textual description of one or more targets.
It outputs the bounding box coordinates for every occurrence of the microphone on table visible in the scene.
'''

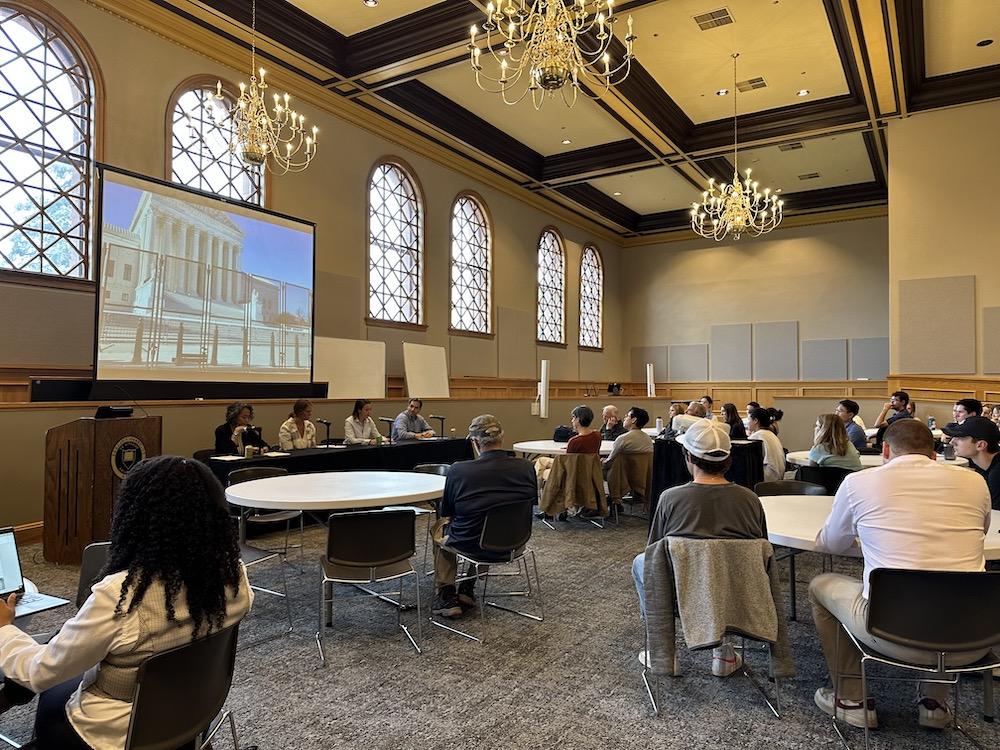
[316,418,332,445]
[429,414,446,437]
[378,416,394,443]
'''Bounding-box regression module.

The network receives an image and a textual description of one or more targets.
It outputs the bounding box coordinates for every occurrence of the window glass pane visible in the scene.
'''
[368,163,421,324]
[579,246,603,348]
[449,195,490,333]
[536,230,565,344]
[0,6,93,278]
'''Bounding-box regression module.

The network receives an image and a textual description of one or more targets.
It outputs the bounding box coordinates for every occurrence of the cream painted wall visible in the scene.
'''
[0,0,625,383]
[620,217,889,347]
[887,99,1000,375]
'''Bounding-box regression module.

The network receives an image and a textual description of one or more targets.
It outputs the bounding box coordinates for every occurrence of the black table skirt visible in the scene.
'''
[207,438,474,485]
[649,438,765,521]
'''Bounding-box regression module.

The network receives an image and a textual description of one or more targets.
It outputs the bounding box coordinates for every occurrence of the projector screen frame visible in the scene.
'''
[91,163,317,394]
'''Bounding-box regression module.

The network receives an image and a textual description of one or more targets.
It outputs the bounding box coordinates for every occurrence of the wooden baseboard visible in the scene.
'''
[14,521,43,546]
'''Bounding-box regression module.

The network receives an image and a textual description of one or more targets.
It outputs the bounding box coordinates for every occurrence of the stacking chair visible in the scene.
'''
[316,509,423,665]
[430,498,543,644]
[413,463,451,572]
[831,569,1000,750]
[608,452,653,522]
[228,466,304,565]
[794,464,854,495]
[125,622,247,750]
[31,542,110,645]
[538,453,606,529]
[755,479,827,621]
[192,448,216,464]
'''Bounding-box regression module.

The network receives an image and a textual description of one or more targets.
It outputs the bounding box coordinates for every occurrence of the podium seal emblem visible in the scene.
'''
[111,436,146,479]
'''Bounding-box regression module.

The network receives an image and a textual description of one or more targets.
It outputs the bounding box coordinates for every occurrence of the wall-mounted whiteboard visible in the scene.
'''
[314,337,386,399]
[403,343,450,399]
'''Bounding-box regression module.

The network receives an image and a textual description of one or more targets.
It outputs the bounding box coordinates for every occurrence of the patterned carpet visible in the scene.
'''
[5,514,998,750]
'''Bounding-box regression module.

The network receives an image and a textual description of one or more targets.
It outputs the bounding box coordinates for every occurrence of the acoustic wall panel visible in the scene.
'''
[314,272,363,340]
[850,337,890,380]
[710,324,752,380]
[449,334,498,378]
[984,308,1000,373]
[898,275,975,373]
[497,307,535,378]
[753,321,799,380]
[630,346,668,382]
[668,344,709,381]
[802,339,848,380]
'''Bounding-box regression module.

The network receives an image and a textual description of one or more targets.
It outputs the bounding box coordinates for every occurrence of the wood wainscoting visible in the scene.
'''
[0,365,93,403]
[887,375,1000,408]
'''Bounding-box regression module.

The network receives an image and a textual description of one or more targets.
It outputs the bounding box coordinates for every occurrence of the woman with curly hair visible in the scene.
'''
[0,455,252,750]
[215,401,268,455]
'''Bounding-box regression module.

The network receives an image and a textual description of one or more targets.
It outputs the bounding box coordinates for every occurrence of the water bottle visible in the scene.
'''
[928,415,936,430]
[655,417,663,432]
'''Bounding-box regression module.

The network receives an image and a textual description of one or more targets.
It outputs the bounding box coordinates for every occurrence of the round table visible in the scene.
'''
[512,439,614,457]
[225,470,446,513]
[785,451,968,468]
[761,495,1000,559]
[864,427,943,439]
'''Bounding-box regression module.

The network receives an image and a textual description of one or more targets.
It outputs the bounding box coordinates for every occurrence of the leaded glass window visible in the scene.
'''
[368,162,422,324]
[536,229,564,344]
[0,4,93,277]
[579,245,603,348]
[450,194,490,333]
[170,85,262,205]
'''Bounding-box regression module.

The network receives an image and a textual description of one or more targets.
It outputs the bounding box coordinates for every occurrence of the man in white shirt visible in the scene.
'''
[809,419,991,731]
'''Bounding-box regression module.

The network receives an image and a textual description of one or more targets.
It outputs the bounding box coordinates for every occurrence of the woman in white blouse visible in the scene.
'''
[747,406,786,482]
[278,399,317,450]
[0,455,251,750]
[345,398,384,445]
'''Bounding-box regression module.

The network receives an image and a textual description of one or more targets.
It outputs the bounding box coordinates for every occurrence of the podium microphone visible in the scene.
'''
[316,418,332,445]
[428,414,446,437]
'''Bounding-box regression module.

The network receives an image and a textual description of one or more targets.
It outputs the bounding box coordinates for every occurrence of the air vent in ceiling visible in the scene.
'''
[778,142,804,152]
[798,172,821,180]
[736,77,767,92]
[693,8,734,31]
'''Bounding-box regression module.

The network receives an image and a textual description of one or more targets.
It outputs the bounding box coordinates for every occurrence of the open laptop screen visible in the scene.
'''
[0,528,25,596]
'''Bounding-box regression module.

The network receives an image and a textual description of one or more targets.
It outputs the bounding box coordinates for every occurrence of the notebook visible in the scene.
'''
[0,527,70,618]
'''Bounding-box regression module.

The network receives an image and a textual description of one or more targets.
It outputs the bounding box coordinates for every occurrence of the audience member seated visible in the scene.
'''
[391,398,435,442]
[747,407,785,482]
[604,407,654,474]
[873,391,913,429]
[943,416,1000,510]
[807,414,863,471]
[600,405,626,442]
[992,404,1000,427]
[632,419,768,674]
[344,398,384,446]
[667,402,686,424]
[699,395,715,420]
[215,401,268,456]
[278,398,317,450]
[567,405,601,454]
[766,406,783,436]
[906,400,917,417]
[0,455,252,750]
[431,415,537,618]
[835,399,868,451]
[743,401,761,429]
[809,420,991,731]
[671,401,707,435]
[720,403,748,440]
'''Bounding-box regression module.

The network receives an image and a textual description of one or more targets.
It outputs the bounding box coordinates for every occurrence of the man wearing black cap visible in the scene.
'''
[943,416,1000,509]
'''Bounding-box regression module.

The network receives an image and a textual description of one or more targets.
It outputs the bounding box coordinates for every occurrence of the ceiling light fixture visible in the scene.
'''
[796,88,810,96]
[561,138,572,144]
[215,0,317,173]
[469,0,637,109]
[716,88,729,96]
[690,53,782,241]
[977,39,994,47]
[363,0,379,7]
[613,191,622,196]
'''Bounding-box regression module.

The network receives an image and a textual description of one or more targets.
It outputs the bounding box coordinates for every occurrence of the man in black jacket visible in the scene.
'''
[432,414,538,618]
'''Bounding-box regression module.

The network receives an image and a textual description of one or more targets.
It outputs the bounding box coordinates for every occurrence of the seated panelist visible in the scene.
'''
[392,398,435,442]
[215,402,268,455]
[0,455,252,750]
[278,399,317,450]
[344,399,384,446]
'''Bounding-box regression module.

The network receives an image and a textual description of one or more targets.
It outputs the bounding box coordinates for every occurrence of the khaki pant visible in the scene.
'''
[431,517,488,590]
[809,573,987,701]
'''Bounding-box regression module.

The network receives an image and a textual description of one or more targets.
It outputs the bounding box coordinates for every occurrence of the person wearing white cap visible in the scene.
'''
[632,418,768,676]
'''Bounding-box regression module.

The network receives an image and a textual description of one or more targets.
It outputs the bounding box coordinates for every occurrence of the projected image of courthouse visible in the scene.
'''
[98,192,312,380]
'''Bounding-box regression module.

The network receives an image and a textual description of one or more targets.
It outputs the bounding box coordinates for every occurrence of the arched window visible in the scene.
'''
[368,161,422,324]
[0,3,95,277]
[536,229,565,344]
[450,194,491,333]
[579,245,603,348]
[169,80,262,205]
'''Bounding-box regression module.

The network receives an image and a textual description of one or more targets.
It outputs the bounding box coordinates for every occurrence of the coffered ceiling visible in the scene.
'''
[164,0,1000,240]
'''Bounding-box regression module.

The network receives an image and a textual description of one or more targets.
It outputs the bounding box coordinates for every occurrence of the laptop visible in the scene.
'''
[0,527,69,618]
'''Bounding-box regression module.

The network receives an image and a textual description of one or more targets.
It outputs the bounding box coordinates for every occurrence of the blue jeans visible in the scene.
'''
[632,552,646,619]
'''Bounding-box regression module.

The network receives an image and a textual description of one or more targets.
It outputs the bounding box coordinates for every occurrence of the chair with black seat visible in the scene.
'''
[755,479,827,621]
[429,498,543,644]
[192,448,216,464]
[832,569,1000,750]
[30,542,111,647]
[413,463,451,571]
[227,466,303,564]
[794,465,854,496]
[125,622,249,750]
[316,508,423,665]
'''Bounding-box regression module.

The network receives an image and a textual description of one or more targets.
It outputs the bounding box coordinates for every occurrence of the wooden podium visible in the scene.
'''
[43,416,162,564]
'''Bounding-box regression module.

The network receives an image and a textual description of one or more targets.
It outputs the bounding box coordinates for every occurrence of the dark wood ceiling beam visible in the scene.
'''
[554,184,640,232]
[541,140,657,182]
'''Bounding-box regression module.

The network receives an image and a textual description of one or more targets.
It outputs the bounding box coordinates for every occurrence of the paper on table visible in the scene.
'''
[263,451,290,457]
[317,444,347,449]
[210,455,244,462]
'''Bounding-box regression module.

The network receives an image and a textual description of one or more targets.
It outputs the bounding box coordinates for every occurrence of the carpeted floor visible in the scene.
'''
[5,514,998,750]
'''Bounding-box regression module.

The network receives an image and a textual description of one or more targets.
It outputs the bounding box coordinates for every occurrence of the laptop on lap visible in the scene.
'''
[0,527,69,618]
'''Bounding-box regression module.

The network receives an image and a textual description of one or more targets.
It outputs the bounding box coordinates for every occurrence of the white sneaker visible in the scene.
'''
[814,687,878,729]
[711,644,743,677]
[637,650,651,668]
[917,697,951,730]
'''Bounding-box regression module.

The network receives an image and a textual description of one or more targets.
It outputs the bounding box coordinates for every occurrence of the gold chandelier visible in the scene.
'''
[468,0,636,109]
[215,0,317,174]
[691,53,782,241]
